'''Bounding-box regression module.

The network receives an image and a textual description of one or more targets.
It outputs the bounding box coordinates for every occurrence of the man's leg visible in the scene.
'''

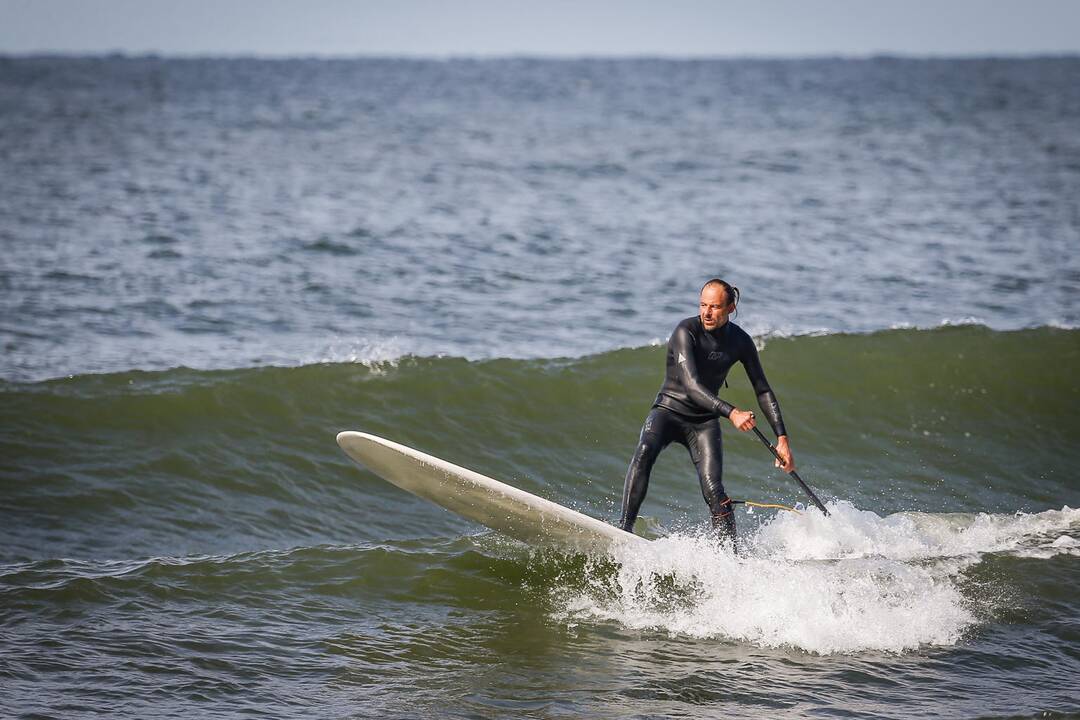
[619,408,672,533]
[686,418,737,550]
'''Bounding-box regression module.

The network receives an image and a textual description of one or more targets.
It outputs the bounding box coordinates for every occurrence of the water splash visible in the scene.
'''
[552,505,1079,655]
[751,502,1080,561]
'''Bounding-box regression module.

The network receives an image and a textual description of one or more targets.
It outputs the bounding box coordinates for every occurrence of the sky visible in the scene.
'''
[1,0,1079,58]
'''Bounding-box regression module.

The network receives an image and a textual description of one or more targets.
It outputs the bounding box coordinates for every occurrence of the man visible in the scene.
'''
[619,279,794,549]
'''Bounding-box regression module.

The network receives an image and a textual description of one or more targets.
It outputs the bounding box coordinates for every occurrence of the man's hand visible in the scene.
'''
[729,409,756,432]
[774,435,795,473]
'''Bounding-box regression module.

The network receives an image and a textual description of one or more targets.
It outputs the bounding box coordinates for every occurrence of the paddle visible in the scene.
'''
[751,426,830,516]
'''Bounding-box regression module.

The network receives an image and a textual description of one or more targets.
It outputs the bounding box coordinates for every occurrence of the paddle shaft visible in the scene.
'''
[751,426,830,516]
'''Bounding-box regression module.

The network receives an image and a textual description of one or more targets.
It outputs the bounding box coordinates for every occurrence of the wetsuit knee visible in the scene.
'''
[691,419,726,512]
[619,413,671,533]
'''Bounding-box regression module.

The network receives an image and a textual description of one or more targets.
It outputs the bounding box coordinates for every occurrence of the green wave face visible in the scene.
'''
[2,326,1077,563]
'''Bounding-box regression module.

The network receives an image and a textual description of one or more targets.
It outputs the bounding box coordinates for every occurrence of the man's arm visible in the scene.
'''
[740,340,786,437]
[740,337,796,472]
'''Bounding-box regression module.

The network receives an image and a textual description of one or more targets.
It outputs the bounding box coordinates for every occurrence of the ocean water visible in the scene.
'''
[1,56,1079,719]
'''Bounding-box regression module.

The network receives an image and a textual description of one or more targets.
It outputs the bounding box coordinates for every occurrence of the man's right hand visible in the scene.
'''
[729,409,756,432]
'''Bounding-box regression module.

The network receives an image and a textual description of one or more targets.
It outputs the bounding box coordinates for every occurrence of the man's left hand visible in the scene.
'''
[774,435,795,473]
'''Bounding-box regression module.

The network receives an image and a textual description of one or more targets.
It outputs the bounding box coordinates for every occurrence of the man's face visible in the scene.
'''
[699,285,733,331]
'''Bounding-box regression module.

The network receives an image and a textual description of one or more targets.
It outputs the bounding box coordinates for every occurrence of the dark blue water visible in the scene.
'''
[2,56,1078,382]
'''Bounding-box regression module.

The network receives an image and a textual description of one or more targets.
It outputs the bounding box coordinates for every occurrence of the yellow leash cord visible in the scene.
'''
[735,500,802,514]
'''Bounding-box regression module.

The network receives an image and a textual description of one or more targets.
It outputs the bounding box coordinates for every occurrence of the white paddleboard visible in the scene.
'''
[336,431,646,552]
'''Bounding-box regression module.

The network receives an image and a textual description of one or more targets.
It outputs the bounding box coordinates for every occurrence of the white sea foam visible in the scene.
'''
[308,336,412,371]
[937,316,987,328]
[553,505,1079,655]
[751,502,1080,561]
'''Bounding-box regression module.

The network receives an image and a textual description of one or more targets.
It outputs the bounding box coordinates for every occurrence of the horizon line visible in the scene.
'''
[4,50,1080,62]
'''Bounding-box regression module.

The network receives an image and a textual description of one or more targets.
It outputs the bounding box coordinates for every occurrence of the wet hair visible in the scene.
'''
[701,278,740,313]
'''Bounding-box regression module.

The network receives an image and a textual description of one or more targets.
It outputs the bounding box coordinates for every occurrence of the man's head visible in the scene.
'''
[699,278,739,331]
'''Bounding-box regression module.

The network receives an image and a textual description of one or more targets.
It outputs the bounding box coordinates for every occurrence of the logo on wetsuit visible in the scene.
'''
[707,351,727,361]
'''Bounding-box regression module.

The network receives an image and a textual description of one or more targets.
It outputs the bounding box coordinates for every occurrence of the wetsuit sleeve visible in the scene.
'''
[670,325,732,417]
[741,338,788,437]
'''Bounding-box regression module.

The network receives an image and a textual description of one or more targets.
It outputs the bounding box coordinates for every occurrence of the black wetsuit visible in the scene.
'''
[619,317,787,543]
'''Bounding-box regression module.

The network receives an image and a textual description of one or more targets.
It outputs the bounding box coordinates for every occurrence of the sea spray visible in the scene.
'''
[752,502,1080,561]
[550,505,1080,654]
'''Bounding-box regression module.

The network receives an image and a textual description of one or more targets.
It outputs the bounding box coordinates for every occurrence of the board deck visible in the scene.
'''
[336,431,647,552]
